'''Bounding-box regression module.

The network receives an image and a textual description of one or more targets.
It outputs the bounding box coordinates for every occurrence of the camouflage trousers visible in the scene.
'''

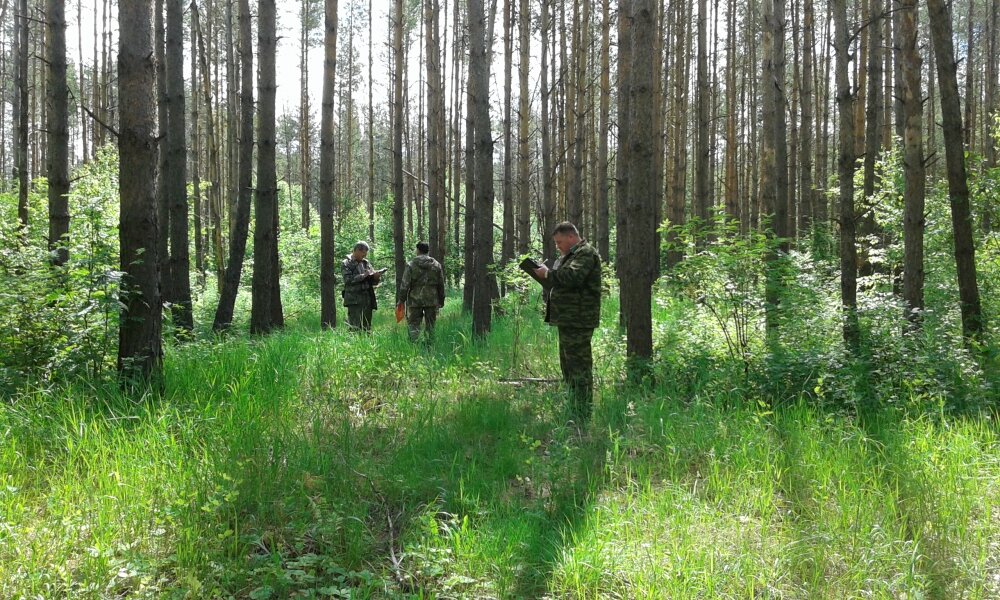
[407,305,438,342]
[557,326,595,420]
[347,298,374,332]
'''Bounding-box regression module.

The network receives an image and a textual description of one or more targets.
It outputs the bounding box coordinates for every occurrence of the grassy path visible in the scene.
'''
[2,301,1000,598]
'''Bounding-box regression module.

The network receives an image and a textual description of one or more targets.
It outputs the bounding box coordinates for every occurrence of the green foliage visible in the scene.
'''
[661,218,771,376]
[0,147,122,392]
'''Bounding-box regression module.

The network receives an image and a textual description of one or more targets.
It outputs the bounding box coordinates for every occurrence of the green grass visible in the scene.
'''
[2,295,999,599]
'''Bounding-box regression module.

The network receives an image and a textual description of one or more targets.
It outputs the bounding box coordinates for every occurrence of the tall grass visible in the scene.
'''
[2,292,999,598]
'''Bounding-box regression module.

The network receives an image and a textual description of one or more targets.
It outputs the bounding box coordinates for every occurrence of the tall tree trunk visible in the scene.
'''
[501,0,515,268]
[469,0,494,337]
[225,0,237,250]
[963,0,976,150]
[392,0,406,297]
[986,0,999,233]
[540,0,555,260]
[620,0,658,373]
[898,0,925,326]
[46,0,69,266]
[319,0,338,328]
[427,0,446,262]
[452,0,464,263]
[300,0,312,231]
[616,0,632,326]
[165,0,192,331]
[799,0,815,234]
[833,0,859,349]
[694,0,710,230]
[860,0,884,278]
[761,0,779,329]
[16,0,29,232]
[368,0,375,243]
[213,0,254,332]
[723,0,739,226]
[462,52,476,311]
[817,4,832,228]
[118,0,163,382]
[76,0,86,163]
[926,0,986,343]
[667,0,689,266]
[250,0,284,334]
[156,0,170,293]
[517,0,532,255]
[596,0,610,259]
[570,0,590,232]
[192,4,224,291]
[773,0,789,247]
[191,17,204,287]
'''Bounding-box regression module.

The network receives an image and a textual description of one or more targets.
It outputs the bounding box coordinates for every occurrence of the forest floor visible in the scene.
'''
[2,292,1000,599]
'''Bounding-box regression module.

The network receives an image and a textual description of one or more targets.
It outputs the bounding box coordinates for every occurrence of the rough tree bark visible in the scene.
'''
[392,0,406,296]
[926,0,986,343]
[541,0,555,261]
[47,0,70,266]
[833,0,859,349]
[15,0,31,232]
[426,0,446,262]
[517,0,532,255]
[501,0,514,267]
[319,0,338,328]
[117,0,163,382]
[898,0,925,326]
[620,0,659,374]
[469,0,495,337]
[250,0,284,334]
[596,0,611,259]
[165,0,192,331]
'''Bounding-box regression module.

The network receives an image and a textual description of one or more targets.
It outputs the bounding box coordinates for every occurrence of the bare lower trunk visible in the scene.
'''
[620,0,658,372]
[319,0,338,328]
[250,0,284,334]
[898,0,925,327]
[165,0,191,331]
[833,0,859,349]
[469,0,494,337]
[47,0,70,266]
[926,0,986,343]
[118,0,163,382]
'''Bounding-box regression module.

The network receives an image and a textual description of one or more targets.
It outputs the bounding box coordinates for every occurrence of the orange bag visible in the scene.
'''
[395,303,405,324]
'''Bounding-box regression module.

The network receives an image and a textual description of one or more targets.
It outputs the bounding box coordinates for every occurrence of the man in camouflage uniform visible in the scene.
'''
[397,241,446,343]
[341,241,382,332]
[534,222,602,421]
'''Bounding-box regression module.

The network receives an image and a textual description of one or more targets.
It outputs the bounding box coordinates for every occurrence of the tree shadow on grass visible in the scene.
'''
[347,383,616,598]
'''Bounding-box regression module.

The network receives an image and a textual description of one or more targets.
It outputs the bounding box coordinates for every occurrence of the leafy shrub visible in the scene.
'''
[0,147,122,393]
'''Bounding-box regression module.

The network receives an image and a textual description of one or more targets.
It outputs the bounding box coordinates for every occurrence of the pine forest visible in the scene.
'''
[2,0,1000,596]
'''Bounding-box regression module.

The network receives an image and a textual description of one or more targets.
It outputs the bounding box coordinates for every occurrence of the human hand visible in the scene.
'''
[534,265,549,279]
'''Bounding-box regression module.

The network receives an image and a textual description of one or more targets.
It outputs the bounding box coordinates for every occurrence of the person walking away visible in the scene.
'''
[341,241,383,332]
[534,222,602,421]
[398,241,445,343]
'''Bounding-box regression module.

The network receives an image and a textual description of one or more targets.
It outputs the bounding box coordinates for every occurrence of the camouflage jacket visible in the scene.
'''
[341,255,378,308]
[545,241,602,329]
[399,254,445,308]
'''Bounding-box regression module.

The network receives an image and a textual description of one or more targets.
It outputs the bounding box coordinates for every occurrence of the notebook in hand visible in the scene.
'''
[518,257,551,288]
